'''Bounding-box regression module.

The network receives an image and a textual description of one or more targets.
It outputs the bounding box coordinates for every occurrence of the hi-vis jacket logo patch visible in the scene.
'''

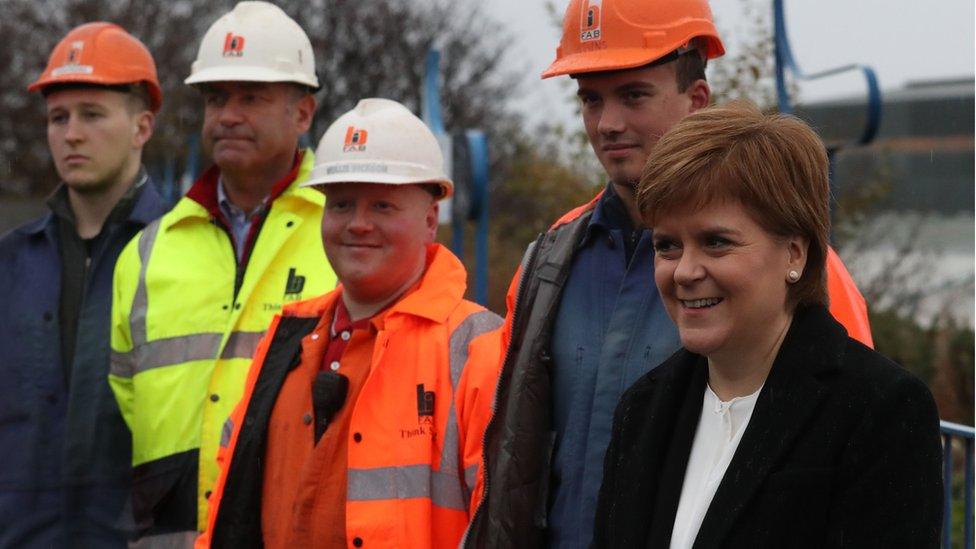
[580,0,602,42]
[223,32,246,57]
[416,383,435,424]
[283,267,305,299]
[401,384,437,439]
[343,126,368,152]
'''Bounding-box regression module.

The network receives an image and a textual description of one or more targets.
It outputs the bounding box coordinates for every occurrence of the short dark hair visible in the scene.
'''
[637,100,831,308]
[42,82,152,113]
[674,50,707,92]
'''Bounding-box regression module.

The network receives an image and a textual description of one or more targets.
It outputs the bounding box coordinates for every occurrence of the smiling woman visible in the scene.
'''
[593,100,944,548]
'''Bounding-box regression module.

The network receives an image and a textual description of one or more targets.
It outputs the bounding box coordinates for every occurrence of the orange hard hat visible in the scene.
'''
[28,22,162,112]
[542,0,725,79]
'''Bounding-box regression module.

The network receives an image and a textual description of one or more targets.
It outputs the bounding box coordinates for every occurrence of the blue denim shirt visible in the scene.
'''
[547,184,681,548]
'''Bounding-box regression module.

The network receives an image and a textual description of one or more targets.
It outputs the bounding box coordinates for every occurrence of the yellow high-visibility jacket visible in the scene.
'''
[110,150,336,543]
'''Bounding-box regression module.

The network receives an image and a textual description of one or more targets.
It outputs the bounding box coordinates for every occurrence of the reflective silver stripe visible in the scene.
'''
[437,310,504,507]
[464,464,478,496]
[130,220,162,348]
[219,330,265,360]
[447,311,503,389]
[439,310,504,476]
[110,329,264,379]
[110,350,136,379]
[110,333,223,378]
[347,465,467,511]
[220,417,234,449]
[129,530,198,549]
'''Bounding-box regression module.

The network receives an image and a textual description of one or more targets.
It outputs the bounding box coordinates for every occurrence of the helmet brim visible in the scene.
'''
[185,66,320,90]
[302,173,454,200]
[541,35,725,79]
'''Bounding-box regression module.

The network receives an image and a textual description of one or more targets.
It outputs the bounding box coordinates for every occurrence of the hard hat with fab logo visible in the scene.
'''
[185,1,319,89]
[28,22,162,112]
[302,98,453,199]
[541,0,725,79]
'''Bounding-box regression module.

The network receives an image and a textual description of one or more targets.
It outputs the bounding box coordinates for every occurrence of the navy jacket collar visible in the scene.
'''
[21,171,165,237]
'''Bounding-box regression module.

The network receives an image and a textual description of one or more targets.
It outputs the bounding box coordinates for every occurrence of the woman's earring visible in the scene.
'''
[787,270,801,283]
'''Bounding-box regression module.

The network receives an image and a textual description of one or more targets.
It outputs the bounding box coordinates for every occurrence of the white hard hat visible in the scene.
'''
[185,1,319,89]
[302,98,454,199]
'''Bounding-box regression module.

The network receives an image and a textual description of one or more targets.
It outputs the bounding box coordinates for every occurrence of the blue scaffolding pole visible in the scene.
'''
[423,48,490,306]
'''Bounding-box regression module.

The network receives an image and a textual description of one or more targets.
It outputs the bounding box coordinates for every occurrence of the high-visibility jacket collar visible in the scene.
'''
[171,149,319,228]
[386,244,467,324]
[551,189,602,229]
[186,149,307,219]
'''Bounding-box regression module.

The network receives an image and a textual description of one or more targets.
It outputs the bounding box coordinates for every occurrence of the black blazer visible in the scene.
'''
[593,305,943,548]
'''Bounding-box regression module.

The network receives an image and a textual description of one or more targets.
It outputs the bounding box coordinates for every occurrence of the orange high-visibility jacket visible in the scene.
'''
[200,244,503,549]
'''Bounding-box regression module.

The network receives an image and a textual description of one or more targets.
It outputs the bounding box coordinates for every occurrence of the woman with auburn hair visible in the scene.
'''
[593,101,943,548]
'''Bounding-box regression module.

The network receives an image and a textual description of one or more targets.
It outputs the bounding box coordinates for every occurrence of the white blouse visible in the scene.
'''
[669,383,763,549]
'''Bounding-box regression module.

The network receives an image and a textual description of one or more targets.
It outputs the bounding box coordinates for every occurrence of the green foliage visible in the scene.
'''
[708,0,781,109]
[870,308,936,381]
[869,308,974,425]
[949,471,970,549]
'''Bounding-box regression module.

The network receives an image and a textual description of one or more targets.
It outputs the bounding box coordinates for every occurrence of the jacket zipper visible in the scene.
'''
[463,232,544,546]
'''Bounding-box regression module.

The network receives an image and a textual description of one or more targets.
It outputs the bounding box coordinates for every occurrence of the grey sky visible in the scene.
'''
[487,0,976,130]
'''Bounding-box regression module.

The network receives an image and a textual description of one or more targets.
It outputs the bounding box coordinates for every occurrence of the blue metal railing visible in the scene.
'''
[772,0,882,241]
[941,420,974,549]
[772,0,882,148]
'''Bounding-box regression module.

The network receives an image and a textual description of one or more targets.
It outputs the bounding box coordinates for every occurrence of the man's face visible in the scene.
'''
[201,82,313,174]
[321,183,438,304]
[46,88,150,194]
[577,62,708,188]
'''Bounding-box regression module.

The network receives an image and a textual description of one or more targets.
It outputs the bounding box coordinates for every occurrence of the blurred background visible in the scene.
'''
[0,0,972,436]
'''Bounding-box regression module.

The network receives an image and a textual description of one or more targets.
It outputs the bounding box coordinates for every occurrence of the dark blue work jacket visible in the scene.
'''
[0,181,166,547]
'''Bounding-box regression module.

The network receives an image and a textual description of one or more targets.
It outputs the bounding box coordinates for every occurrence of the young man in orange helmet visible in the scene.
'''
[0,22,166,546]
[466,1,874,547]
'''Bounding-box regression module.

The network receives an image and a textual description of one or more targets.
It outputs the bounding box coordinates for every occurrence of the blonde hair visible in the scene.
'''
[637,100,830,307]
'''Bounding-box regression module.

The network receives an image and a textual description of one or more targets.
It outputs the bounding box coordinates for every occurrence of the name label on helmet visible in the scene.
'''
[326,163,389,175]
[51,64,94,77]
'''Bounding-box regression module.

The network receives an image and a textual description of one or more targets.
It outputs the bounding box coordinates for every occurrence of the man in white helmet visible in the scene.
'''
[109,2,336,545]
[196,98,503,549]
